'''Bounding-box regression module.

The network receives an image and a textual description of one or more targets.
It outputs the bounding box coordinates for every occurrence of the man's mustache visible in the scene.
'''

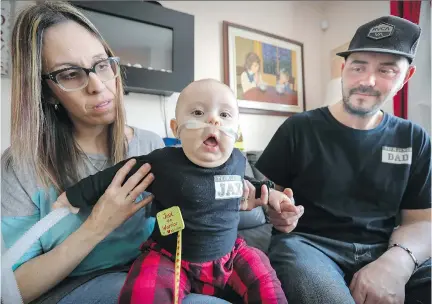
[349,86,381,97]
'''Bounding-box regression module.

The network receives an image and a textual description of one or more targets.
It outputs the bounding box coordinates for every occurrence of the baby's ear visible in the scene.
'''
[170,119,179,138]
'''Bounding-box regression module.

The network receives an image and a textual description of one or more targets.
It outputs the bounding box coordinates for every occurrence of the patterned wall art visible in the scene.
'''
[223,21,305,116]
[1,1,14,77]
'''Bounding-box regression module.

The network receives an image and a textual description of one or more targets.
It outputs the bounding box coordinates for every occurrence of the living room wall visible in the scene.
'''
[124,1,327,152]
[1,1,327,152]
[6,1,425,153]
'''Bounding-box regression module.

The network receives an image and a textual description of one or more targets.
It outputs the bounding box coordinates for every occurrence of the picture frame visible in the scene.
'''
[330,42,349,80]
[1,0,14,78]
[223,21,306,116]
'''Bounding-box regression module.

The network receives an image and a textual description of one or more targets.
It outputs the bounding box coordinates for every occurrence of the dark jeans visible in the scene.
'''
[269,232,431,304]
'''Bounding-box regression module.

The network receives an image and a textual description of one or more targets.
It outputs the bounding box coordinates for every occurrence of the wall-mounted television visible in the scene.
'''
[70,1,194,96]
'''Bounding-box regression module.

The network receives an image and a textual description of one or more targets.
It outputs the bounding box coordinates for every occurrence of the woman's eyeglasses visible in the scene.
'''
[42,57,120,92]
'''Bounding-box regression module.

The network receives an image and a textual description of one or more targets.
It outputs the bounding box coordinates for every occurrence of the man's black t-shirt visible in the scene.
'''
[256,107,431,244]
[66,147,247,263]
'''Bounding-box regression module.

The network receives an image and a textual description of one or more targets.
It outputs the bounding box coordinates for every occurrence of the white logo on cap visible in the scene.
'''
[367,22,394,40]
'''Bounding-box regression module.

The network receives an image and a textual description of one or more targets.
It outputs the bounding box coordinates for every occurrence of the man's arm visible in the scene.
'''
[380,208,431,280]
[350,128,431,303]
[382,129,432,277]
[349,208,431,303]
[65,155,151,209]
[382,128,432,277]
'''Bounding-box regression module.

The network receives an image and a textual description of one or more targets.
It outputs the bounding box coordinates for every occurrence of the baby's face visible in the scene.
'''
[173,80,239,168]
[279,73,288,84]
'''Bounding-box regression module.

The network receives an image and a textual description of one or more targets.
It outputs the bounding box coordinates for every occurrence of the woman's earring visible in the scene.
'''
[54,104,59,111]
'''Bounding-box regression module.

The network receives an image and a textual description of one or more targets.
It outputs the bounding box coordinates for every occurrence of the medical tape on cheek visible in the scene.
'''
[176,120,239,141]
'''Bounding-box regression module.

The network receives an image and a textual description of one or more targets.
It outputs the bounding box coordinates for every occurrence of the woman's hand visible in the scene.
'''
[15,159,155,303]
[83,159,155,238]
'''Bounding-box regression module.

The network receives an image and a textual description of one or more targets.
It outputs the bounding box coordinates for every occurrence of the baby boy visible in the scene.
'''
[57,79,290,304]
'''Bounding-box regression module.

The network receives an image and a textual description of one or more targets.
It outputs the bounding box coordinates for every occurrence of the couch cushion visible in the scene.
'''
[238,207,267,229]
[238,223,272,254]
[238,155,267,229]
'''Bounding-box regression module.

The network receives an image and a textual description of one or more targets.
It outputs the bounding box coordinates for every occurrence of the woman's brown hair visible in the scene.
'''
[244,52,261,71]
[7,1,127,192]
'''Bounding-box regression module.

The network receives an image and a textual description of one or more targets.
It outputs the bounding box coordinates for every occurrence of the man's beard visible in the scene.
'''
[341,82,384,117]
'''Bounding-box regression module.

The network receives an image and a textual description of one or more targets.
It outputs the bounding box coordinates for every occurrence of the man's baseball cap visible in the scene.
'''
[337,15,421,63]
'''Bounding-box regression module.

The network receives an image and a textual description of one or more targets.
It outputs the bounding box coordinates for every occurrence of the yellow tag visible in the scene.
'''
[156,206,185,304]
[156,206,185,236]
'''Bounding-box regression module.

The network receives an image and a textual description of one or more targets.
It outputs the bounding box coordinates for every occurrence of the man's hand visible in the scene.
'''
[240,181,293,213]
[349,255,408,304]
[267,188,304,233]
[267,188,293,214]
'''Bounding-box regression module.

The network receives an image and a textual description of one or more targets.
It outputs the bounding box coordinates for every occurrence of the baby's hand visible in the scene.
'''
[267,188,294,214]
[52,192,80,214]
[240,180,269,211]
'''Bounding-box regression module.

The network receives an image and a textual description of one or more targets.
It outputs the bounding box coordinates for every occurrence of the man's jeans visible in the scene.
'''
[58,272,230,304]
[269,232,431,304]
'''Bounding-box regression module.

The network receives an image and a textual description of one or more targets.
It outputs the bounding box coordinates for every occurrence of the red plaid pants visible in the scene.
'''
[118,237,287,304]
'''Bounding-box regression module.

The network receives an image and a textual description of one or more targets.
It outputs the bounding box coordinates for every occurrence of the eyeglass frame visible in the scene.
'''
[41,56,121,92]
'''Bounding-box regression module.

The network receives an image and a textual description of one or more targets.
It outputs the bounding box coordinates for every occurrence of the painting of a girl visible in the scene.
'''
[240,52,265,93]
[223,21,305,114]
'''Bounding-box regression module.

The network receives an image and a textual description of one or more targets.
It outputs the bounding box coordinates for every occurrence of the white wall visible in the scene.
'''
[126,1,326,151]
[6,1,428,154]
[1,78,12,153]
[1,1,326,153]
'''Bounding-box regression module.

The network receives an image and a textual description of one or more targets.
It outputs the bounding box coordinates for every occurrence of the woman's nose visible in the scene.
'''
[86,72,105,94]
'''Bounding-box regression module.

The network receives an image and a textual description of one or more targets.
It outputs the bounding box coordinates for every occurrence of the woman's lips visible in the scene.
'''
[94,100,112,110]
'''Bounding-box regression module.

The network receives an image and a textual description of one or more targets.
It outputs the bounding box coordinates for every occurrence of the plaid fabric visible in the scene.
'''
[118,237,287,304]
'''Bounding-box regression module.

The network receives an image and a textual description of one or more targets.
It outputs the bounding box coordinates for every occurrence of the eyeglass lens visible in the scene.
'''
[56,58,119,90]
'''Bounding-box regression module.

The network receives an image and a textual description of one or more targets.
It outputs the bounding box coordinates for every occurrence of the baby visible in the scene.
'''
[56,79,289,304]
[275,69,294,95]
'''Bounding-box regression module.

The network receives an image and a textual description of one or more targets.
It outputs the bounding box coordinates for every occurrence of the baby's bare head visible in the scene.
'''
[174,78,238,123]
[170,78,239,168]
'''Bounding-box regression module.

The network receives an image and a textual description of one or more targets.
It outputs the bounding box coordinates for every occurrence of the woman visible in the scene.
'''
[1,2,228,303]
[240,52,264,94]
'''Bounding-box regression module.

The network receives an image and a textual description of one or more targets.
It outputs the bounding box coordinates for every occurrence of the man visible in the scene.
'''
[256,15,431,304]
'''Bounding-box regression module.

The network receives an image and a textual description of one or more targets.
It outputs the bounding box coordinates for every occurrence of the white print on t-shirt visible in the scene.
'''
[381,146,412,165]
[214,175,243,199]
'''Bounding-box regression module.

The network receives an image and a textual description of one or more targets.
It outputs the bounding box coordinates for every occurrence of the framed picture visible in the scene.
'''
[330,42,349,80]
[1,0,14,77]
[223,21,305,116]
